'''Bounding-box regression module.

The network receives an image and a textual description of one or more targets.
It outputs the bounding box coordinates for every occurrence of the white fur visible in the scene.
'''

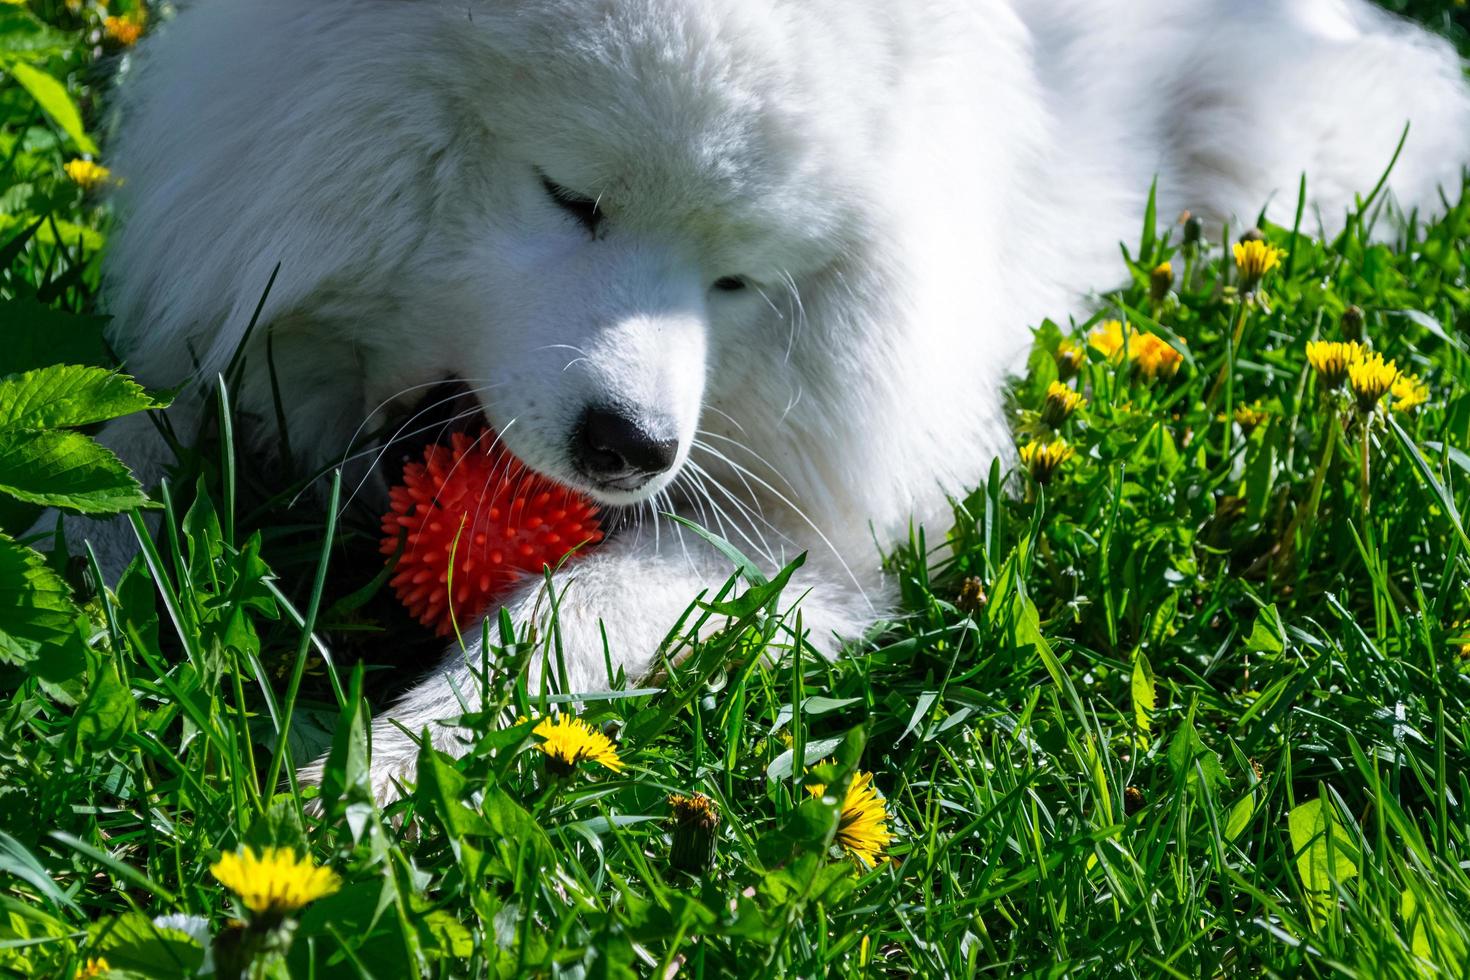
[87,0,1469,795]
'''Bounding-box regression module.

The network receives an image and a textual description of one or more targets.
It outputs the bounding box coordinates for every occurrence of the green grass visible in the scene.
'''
[4,2,1470,978]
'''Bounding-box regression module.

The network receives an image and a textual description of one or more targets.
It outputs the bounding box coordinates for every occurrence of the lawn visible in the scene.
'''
[3,2,1470,978]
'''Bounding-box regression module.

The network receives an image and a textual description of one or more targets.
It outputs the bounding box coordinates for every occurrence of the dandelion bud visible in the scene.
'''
[1183,214,1204,248]
[1149,262,1173,303]
[1054,340,1085,381]
[1340,305,1364,341]
[668,793,720,875]
[1019,439,1075,486]
[1039,380,1086,428]
[957,576,988,613]
[1232,403,1267,434]
[66,555,97,602]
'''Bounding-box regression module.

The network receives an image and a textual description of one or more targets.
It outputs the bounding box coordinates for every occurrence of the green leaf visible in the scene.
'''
[89,911,205,977]
[1288,797,1361,925]
[243,799,309,855]
[1244,604,1286,655]
[64,664,136,764]
[0,8,74,57]
[766,734,846,782]
[0,429,150,513]
[1166,705,1226,796]
[0,365,163,430]
[5,61,97,154]
[0,533,86,698]
[1224,792,1255,841]
[1131,649,1156,733]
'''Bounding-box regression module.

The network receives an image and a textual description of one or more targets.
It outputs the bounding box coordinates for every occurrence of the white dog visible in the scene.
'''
[88,0,1469,795]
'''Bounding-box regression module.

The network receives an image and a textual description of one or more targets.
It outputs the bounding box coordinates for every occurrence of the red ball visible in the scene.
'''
[381,429,604,636]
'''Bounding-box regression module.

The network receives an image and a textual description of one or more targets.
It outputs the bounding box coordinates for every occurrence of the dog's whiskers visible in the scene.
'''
[337,380,506,512]
[689,436,870,607]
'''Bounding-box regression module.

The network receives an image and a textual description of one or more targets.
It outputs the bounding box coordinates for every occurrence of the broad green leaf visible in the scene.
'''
[1131,649,1156,733]
[1224,792,1255,841]
[1244,605,1285,654]
[89,911,205,977]
[65,664,136,763]
[1288,797,1361,925]
[766,734,845,781]
[0,364,162,429]
[0,429,150,513]
[1166,706,1226,795]
[1402,887,1469,966]
[243,799,309,855]
[0,532,86,698]
[6,61,96,154]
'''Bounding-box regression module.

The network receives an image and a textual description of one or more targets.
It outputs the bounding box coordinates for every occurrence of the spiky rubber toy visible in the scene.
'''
[381,430,604,636]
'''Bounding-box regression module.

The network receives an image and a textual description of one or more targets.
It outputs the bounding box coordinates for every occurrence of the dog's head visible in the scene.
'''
[391,0,891,505]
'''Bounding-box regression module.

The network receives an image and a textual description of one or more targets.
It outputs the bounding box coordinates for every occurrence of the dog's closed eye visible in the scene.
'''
[540,175,603,234]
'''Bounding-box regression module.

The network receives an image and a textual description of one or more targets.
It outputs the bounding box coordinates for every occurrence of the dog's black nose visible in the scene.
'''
[572,406,679,486]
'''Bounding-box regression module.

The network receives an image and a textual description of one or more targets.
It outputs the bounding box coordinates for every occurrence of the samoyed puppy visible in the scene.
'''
[90,0,1469,795]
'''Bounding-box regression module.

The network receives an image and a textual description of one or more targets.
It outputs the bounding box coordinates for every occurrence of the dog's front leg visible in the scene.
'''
[304,528,881,802]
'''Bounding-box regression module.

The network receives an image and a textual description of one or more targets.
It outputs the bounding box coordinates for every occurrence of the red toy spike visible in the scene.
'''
[381,429,604,636]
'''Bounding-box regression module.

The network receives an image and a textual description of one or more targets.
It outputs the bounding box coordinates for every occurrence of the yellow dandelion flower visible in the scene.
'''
[104,13,144,46]
[1232,403,1268,433]
[532,713,623,774]
[1131,332,1184,381]
[1348,352,1397,414]
[1149,261,1173,302]
[210,847,340,920]
[1019,439,1074,485]
[76,958,110,979]
[807,770,895,868]
[1232,239,1286,292]
[103,15,143,45]
[1039,380,1086,428]
[1305,340,1363,390]
[1088,320,1128,363]
[1389,372,1429,412]
[1054,340,1085,381]
[64,159,110,191]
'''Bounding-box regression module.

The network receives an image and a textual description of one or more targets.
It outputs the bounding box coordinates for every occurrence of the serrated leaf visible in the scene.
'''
[65,664,136,764]
[1131,650,1156,733]
[6,61,96,154]
[0,532,86,694]
[0,429,150,513]
[0,364,163,429]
